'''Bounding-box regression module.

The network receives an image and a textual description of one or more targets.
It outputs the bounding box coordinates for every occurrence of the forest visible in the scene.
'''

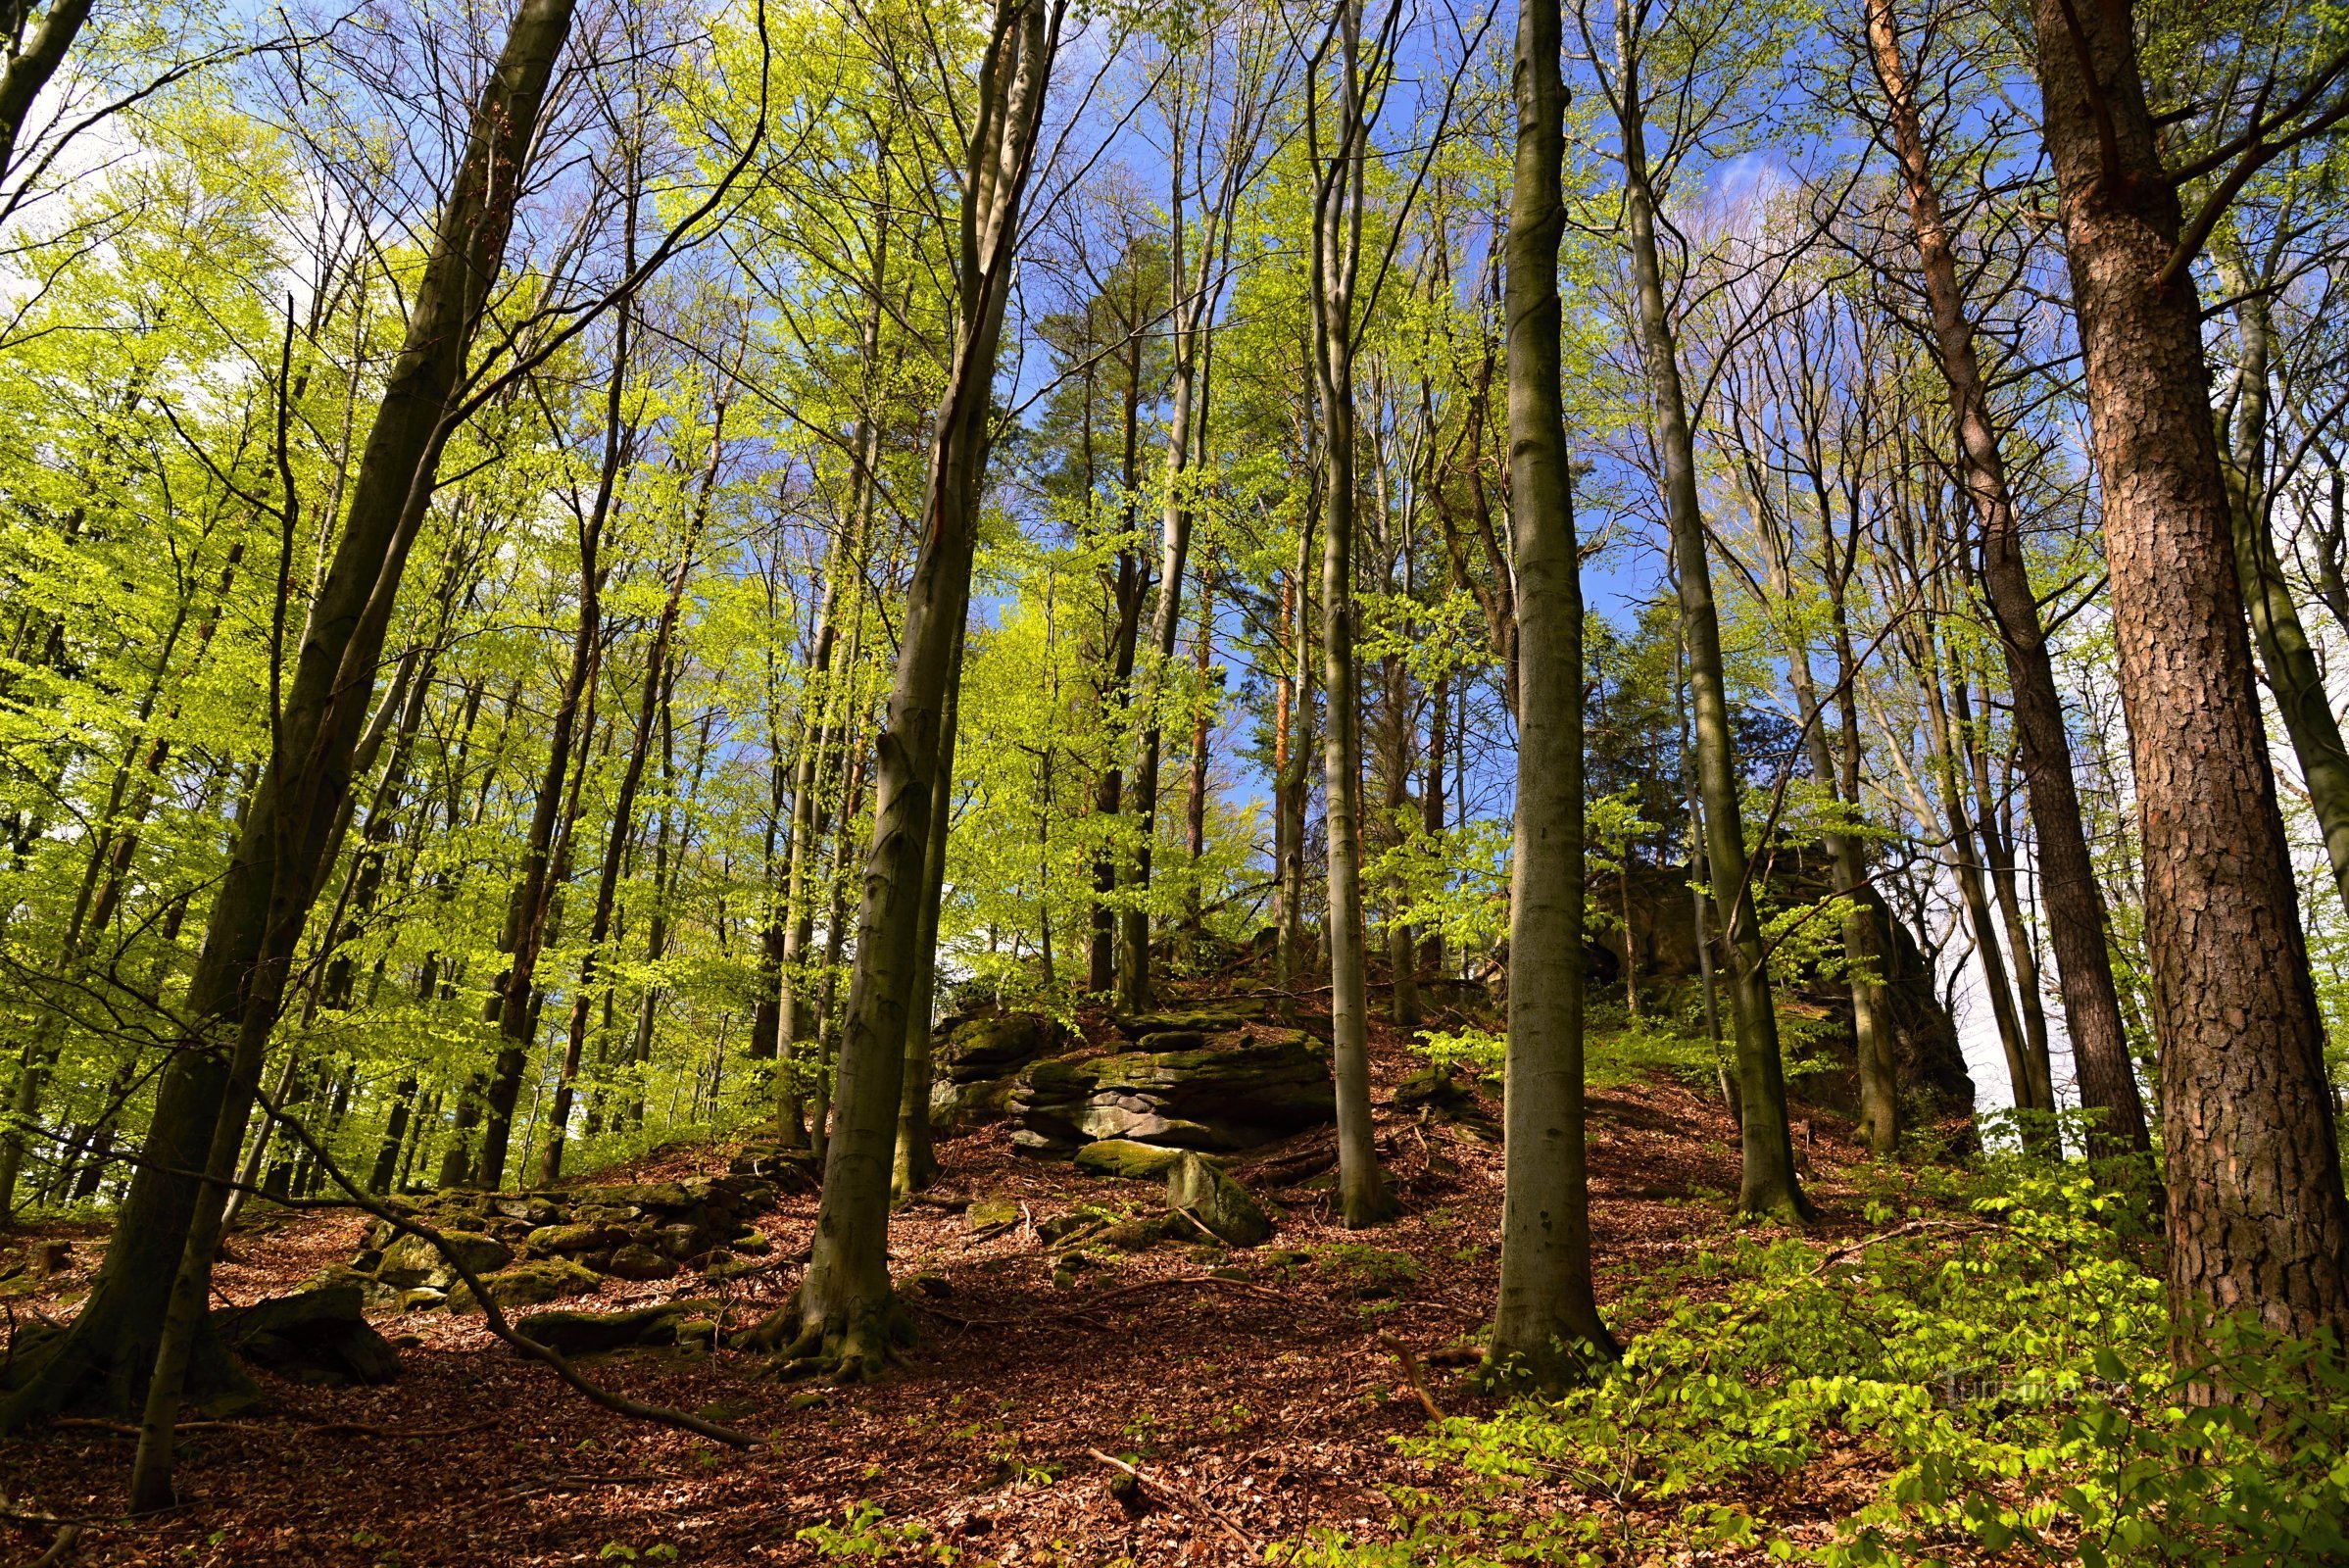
[0,0,2346,1557]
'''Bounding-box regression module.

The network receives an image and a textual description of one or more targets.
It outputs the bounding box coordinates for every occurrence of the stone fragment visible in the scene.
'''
[216,1285,403,1387]
[1165,1153,1270,1247]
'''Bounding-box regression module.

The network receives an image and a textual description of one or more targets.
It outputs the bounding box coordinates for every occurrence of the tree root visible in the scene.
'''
[756,1287,913,1385]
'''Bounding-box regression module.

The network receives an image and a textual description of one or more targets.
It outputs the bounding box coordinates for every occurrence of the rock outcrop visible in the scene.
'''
[339,1172,779,1311]
[1009,1015,1333,1157]
[216,1285,403,1387]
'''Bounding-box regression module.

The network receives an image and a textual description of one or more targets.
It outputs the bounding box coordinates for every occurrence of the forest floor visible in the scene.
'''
[0,995,1899,1568]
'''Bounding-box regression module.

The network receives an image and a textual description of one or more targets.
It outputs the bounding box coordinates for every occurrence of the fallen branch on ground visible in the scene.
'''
[1086,1448,1256,1550]
[246,1082,759,1449]
[1379,1334,1445,1421]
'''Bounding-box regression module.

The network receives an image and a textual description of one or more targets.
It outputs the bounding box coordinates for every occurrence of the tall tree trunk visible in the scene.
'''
[1307,0,1392,1229]
[540,392,719,1181]
[1489,0,1613,1385]
[774,0,1060,1379]
[481,495,615,1183]
[1863,0,2148,1157]
[1,0,585,1441]
[1615,10,1804,1220]
[2027,0,2349,1355]
[0,0,94,202]
[893,615,967,1199]
[2218,265,2349,915]
[1273,461,1318,1022]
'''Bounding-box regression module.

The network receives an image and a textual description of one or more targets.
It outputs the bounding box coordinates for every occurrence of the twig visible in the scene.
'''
[1378,1334,1445,1422]
[1086,1448,1257,1550]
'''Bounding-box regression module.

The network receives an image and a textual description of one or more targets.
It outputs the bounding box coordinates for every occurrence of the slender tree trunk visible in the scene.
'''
[540,391,718,1182]
[1615,14,1804,1220]
[2218,268,2349,915]
[1307,0,1391,1229]
[777,0,1060,1378]
[1863,0,2148,1157]
[2027,0,2349,1356]
[0,0,581,1434]
[893,613,967,1199]
[0,0,95,201]
[1489,0,1613,1385]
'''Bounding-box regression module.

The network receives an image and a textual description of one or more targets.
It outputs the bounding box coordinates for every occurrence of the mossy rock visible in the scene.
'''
[1072,1139,1188,1180]
[447,1257,602,1312]
[1096,1215,1175,1251]
[1166,1152,1270,1247]
[1113,997,1268,1037]
[966,1198,1022,1231]
[606,1243,679,1281]
[375,1230,513,1289]
[937,1012,1056,1081]
[525,1222,619,1255]
[515,1298,718,1355]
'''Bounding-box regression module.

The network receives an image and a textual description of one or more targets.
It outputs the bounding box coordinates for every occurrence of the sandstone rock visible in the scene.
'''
[375,1230,513,1290]
[1072,1139,1187,1180]
[1166,1153,1269,1247]
[606,1243,679,1281]
[525,1222,619,1254]
[937,1012,1056,1082]
[515,1298,719,1355]
[1010,1031,1333,1155]
[966,1198,1020,1231]
[447,1257,602,1312]
[216,1285,402,1387]
[1111,997,1267,1038]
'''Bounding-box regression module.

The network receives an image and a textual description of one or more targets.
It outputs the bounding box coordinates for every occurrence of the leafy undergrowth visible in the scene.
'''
[1281,1161,2349,1567]
[7,994,2337,1567]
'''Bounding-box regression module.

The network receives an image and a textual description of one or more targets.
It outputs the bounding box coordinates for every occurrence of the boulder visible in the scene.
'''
[930,1072,1022,1135]
[1166,1153,1270,1247]
[1010,1030,1333,1156]
[606,1243,679,1281]
[216,1285,402,1387]
[447,1257,602,1312]
[525,1222,620,1254]
[375,1231,513,1290]
[936,1012,1056,1082]
[966,1198,1021,1232]
[1111,998,1267,1039]
[1073,1139,1187,1180]
[516,1299,719,1356]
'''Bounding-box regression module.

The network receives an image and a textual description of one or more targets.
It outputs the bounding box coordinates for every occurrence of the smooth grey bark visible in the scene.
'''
[1305,0,1392,1229]
[1488,0,1615,1388]
[774,0,1060,1379]
[1607,0,1805,1221]
[2218,261,2349,916]
[0,0,93,196]
[893,613,967,1199]
[540,394,720,1182]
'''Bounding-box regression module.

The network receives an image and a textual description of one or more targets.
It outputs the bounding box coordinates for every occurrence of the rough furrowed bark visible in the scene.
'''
[1860,0,2147,1160]
[2028,0,2349,1360]
[1487,0,1616,1390]
[0,0,583,1435]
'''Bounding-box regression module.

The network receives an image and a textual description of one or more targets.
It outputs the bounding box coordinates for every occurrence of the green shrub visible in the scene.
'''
[1282,1167,2349,1565]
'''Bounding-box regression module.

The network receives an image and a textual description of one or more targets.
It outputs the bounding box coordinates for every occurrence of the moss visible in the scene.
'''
[1072,1139,1188,1180]
[446,1257,602,1312]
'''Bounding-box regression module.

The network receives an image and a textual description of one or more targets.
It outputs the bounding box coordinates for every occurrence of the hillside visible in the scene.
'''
[0,981,1905,1567]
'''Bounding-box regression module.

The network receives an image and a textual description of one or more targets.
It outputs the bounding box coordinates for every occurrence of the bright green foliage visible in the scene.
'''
[1282,1168,2349,1565]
